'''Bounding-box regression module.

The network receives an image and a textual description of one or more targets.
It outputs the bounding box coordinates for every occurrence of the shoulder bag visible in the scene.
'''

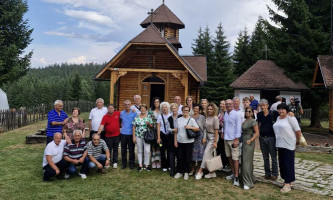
[206,150,223,172]
[186,117,199,139]
[144,117,157,143]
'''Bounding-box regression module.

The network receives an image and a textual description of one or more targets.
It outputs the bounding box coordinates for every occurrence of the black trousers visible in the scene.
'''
[43,159,67,181]
[160,132,175,171]
[217,137,229,167]
[177,142,193,174]
[121,134,135,166]
[278,148,295,184]
[105,135,120,164]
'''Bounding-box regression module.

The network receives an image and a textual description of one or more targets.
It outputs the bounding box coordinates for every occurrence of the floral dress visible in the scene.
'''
[132,115,153,138]
[63,118,85,139]
[192,115,206,161]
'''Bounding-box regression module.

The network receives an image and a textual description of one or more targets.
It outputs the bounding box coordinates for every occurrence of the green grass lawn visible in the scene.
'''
[0,113,328,200]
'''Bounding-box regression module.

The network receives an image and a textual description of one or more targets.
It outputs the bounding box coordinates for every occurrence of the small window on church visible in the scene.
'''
[142,76,164,83]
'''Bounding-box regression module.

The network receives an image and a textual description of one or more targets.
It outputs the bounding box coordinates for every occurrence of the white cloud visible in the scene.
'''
[39,58,48,65]
[67,56,88,64]
[64,9,115,27]
[44,31,75,38]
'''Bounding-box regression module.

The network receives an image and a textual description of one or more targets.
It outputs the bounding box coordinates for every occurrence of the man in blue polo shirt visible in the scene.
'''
[120,100,137,169]
[249,94,259,113]
[46,100,69,144]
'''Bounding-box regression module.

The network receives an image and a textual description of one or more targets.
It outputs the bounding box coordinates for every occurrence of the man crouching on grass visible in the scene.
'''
[42,132,70,181]
[63,130,89,179]
[87,133,111,174]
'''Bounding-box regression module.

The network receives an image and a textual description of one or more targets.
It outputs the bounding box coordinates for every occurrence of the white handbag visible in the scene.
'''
[299,134,307,146]
[206,150,223,172]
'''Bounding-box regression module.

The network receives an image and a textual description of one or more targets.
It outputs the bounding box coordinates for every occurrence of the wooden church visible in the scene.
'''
[95,2,207,110]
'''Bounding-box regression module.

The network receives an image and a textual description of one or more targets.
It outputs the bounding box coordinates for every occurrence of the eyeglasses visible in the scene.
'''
[246,111,252,113]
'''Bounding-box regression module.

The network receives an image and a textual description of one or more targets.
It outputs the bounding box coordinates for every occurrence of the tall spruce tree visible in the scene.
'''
[265,0,330,128]
[0,0,33,86]
[233,27,252,77]
[249,17,268,62]
[192,25,214,101]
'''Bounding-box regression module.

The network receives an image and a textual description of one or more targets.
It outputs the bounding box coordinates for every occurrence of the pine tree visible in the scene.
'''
[249,17,268,62]
[0,0,33,86]
[233,27,252,77]
[265,0,330,128]
[70,74,82,101]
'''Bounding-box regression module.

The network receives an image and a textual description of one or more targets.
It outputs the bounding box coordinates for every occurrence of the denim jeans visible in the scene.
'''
[88,154,107,169]
[67,157,90,174]
[259,136,278,176]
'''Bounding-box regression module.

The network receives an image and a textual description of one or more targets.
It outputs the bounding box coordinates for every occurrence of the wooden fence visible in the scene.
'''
[302,108,329,121]
[0,100,95,133]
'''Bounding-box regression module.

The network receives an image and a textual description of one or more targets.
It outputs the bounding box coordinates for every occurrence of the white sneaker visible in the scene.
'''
[195,172,203,180]
[244,185,250,190]
[162,168,167,172]
[222,166,232,172]
[226,173,235,180]
[174,173,183,179]
[152,162,157,169]
[104,165,110,170]
[64,173,70,179]
[113,163,118,169]
[184,173,189,180]
[234,178,240,186]
[156,162,161,169]
[204,172,217,179]
[78,173,87,179]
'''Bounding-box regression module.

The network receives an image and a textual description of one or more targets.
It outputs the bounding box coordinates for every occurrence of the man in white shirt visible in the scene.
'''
[174,96,183,115]
[42,132,69,181]
[130,95,142,114]
[222,99,242,187]
[89,98,108,140]
[270,96,282,111]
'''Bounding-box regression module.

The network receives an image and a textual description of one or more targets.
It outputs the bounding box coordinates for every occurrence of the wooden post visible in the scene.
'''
[110,71,116,104]
[183,71,189,99]
[330,90,333,133]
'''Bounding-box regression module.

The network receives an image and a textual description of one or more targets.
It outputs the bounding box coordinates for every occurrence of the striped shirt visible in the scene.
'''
[47,109,68,137]
[87,139,108,159]
[63,139,87,159]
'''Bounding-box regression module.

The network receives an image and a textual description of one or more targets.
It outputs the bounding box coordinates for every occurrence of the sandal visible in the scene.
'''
[280,185,291,193]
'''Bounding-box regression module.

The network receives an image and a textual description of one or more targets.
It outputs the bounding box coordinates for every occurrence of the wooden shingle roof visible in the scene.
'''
[230,60,308,90]
[313,55,333,89]
[130,25,166,44]
[182,56,207,82]
[140,3,185,29]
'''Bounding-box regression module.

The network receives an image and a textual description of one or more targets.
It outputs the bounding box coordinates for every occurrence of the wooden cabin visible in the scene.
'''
[94,3,207,110]
[312,55,333,133]
[230,60,309,108]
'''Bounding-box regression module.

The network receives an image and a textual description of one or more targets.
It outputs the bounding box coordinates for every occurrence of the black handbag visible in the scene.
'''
[186,117,199,139]
[144,126,157,143]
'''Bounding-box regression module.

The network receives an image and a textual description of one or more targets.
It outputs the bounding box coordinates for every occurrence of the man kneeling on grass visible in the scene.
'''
[63,130,89,179]
[42,132,70,181]
[87,133,111,174]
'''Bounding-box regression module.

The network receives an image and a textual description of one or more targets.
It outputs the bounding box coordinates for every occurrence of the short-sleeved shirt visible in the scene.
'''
[46,110,68,137]
[273,116,300,151]
[250,99,259,110]
[63,139,87,160]
[42,140,67,167]
[89,107,108,131]
[257,110,279,137]
[270,101,281,111]
[130,105,141,115]
[87,139,109,159]
[157,113,172,134]
[62,118,85,139]
[177,117,199,143]
[132,115,153,138]
[120,110,137,135]
[101,111,121,137]
[206,116,219,133]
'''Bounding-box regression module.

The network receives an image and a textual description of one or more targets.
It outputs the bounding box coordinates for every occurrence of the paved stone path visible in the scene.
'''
[253,151,333,196]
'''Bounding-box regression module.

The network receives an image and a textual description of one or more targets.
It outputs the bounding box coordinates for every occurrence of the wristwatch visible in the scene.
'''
[107,158,111,161]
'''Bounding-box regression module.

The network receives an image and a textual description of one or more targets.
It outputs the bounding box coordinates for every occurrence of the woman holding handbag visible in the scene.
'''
[157,102,172,172]
[190,103,207,176]
[149,97,161,169]
[174,105,199,180]
[132,104,153,172]
[273,103,302,193]
[241,106,259,190]
[195,103,220,180]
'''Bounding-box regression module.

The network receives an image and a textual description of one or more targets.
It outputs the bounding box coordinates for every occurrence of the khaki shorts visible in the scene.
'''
[224,140,239,161]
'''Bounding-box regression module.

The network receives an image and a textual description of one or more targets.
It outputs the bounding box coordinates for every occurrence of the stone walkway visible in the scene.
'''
[253,151,333,196]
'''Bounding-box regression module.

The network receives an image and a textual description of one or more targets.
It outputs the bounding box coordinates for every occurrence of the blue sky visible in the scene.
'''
[25,0,276,68]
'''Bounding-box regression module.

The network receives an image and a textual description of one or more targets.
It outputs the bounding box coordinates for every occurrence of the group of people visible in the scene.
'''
[42,95,303,193]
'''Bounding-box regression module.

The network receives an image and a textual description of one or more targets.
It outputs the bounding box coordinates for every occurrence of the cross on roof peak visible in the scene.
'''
[147,8,157,25]
[262,44,270,60]
[162,0,165,4]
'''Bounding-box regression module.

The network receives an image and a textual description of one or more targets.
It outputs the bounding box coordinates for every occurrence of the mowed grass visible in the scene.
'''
[0,113,328,200]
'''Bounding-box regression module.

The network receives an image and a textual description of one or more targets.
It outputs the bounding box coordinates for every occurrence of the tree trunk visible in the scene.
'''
[310,104,322,128]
